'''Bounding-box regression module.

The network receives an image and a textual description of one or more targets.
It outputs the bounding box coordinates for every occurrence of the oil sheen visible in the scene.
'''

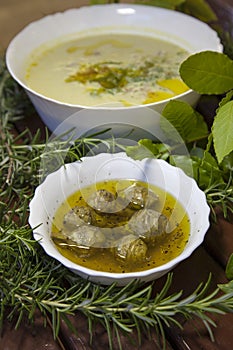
[51,179,190,273]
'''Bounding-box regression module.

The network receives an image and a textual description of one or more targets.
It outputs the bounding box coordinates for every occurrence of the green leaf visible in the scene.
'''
[126,139,156,160]
[162,100,208,143]
[218,90,233,109]
[226,254,233,280]
[180,51,233,95]
[220,151,233,173]
[178,0,217,22]
[200,149,220,170]
[189,148,224,188]
[135,0,185,9]
[169,155,193,177]
[201,151,224,182]
[212,101,233,163]
[218,280,233,293]
[125,139,170,160]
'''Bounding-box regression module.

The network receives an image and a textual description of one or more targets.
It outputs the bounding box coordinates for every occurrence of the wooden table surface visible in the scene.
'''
[1,1,233,349]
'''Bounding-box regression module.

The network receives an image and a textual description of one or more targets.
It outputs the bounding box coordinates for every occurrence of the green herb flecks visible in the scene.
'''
[66,61,128,90]
[65,59,175,95]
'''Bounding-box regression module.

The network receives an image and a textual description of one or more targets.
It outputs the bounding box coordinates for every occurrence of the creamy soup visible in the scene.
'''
[51,179,190,273]
[25,33,189,106]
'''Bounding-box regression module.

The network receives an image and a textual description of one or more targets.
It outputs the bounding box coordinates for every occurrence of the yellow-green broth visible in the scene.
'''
[51,179,190,273]
[25,33,189,106]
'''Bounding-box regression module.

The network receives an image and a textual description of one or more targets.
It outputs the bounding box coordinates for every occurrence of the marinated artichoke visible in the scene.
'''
[63,205,93,229]
[68,225,105,247]
[128,208,169,242]
[51,179,189,273]
[119,183,159,210]
[87,189,116,213]
[115,233,148,262]
[55,225,105,257]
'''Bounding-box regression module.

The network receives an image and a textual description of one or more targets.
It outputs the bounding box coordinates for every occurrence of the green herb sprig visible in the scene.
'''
[1,54,233,350]
[1,219,233,350]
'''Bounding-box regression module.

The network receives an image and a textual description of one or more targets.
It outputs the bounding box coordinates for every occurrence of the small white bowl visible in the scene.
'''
[6,4,222,133]
[29,152,210,286]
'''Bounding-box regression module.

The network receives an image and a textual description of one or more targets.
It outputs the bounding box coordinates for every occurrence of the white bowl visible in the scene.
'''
[29,152,210,286]
[6,4,222,133]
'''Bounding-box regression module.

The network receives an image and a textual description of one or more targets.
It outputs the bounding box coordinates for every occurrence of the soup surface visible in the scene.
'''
[51,179,190,273]
[26,33,189,106]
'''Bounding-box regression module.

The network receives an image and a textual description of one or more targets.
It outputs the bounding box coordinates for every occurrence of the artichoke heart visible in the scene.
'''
[128,208,169,242]
[68,225,105,247]
[63,205,93,229]
[52,225,105,258]
[87,188,134,221]
[87,189,116,213]
[115,234,148,262]
[119,183,159,210]
[56,225,104,257]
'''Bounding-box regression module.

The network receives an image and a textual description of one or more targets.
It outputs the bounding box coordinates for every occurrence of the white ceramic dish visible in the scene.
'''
[6,4,222,133]
[29,152,210,286]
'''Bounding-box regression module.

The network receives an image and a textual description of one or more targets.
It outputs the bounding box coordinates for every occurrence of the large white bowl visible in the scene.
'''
[29,152,210,286]
[6,4,222,133]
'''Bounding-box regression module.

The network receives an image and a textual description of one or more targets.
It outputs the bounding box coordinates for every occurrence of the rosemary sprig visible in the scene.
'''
[204,175,233,218]
[1,220,233,350]
[0,51,233,350]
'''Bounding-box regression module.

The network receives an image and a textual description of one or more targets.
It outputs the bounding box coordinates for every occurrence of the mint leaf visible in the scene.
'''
[218,90,233,109]
[162,100,208,143]
[220,152,233,173]
[126,140,156,160]
[180,51,233,94]
[169,155,193,177]
[169,150,223,189]
[213,101,233,163]
[126,139,170,160]
[191,148,221,170]
[189,149,224,188]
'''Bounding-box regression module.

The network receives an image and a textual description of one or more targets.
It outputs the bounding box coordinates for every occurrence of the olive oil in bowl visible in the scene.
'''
[51,179,190,273]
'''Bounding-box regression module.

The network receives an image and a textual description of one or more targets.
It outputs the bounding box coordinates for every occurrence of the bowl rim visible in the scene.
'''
[6,3,223,110]
[29,152,210,281]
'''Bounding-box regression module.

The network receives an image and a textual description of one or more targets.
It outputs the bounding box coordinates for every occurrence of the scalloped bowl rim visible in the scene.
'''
[29,152,210,284]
